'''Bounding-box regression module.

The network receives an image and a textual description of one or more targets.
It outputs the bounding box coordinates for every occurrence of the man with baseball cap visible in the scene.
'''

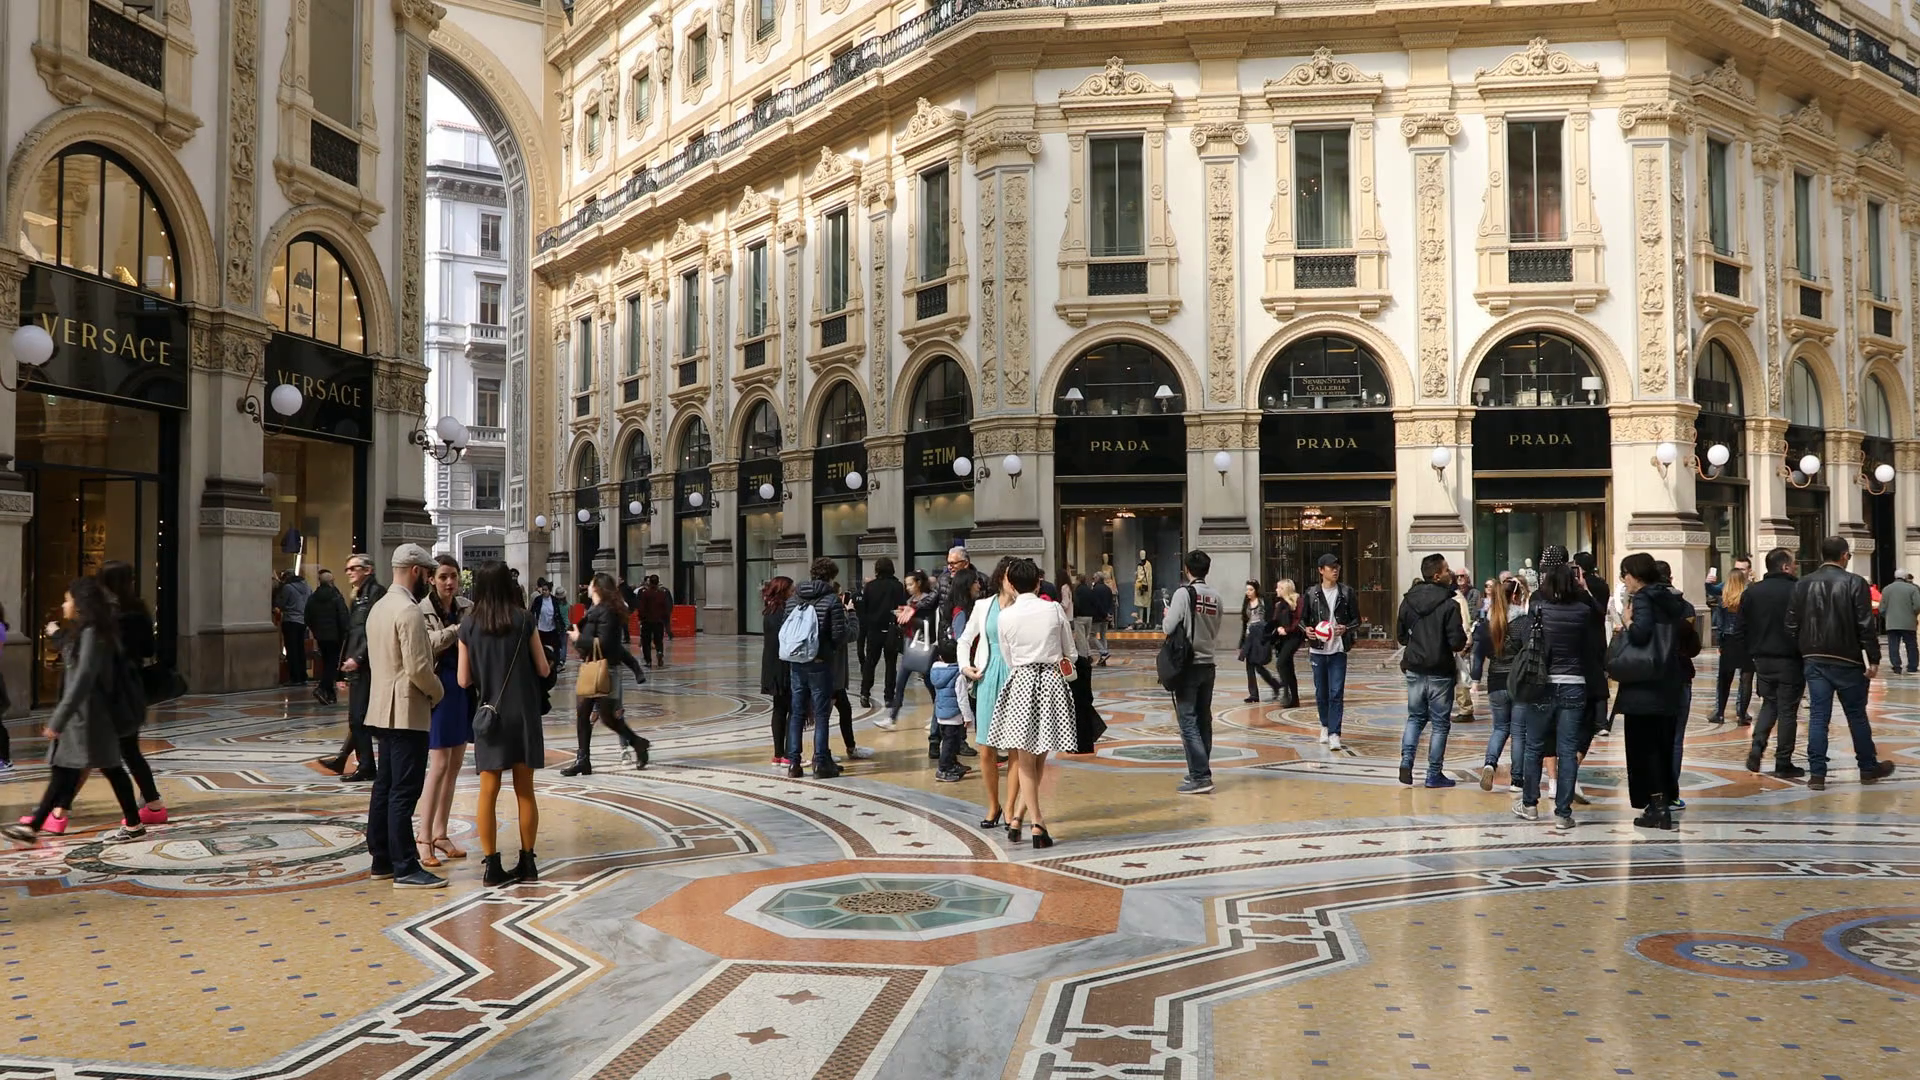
[363,544,447,889]
[1300,552,1358,750]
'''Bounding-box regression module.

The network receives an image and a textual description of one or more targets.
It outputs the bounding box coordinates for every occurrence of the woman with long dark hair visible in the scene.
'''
[3,579,148,843]
[95,560,166,824]
[876,569,941,730]
[1470,577,1528,792]
[1710,568,1755,726]
[416,555,472,868]
[457,561,551,885]
[1239,580,1284,703]
[1614,552,1691,830]
[1516,565,1604,829]
[561,572,650,774]
[761,576,796,765]
[984,558,1077,848]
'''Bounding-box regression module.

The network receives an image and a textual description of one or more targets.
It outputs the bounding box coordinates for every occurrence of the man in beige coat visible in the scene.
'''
[364,543,446,889]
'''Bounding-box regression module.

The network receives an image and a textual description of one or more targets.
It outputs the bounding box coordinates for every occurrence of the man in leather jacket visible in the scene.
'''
[315,554,386,781]
[1742,548,1805,777]
[1785,535,1895,788]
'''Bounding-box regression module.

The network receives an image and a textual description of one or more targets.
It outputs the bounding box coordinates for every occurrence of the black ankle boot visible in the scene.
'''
[1634,795,1670,830]
[511,850,539,882]
[482,853,514,886]
[559,757,592,776]
[631,736,651,769]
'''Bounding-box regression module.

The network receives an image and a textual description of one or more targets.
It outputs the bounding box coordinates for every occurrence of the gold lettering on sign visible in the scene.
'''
[919,445,957,469]
[1508,433,1573,447]
[823,459,852,481]
[273,369,366,408]
[1295,437,1359,450]
[37,314,173,366]
[1089,439,1152,453]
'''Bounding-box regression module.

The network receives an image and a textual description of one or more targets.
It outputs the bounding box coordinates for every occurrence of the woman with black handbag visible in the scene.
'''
[1239,580,1284,703]
[1271,579,1304,708]
[458,561,551,885]
[560,573,650,776]
[1611,552,1693,830]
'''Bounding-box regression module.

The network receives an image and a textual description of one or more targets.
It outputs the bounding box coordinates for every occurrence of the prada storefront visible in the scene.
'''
[814,381,870,585]
[1054,343,1185,629]
[14,145,185,704]
[1470,332,1611,584]
[1258,335,1396,634]
[902,357,974,570]
[263,234,374,579]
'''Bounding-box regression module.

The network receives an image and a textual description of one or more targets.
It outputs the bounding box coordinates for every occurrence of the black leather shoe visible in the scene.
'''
[342,770,376,783]
[1774,763,1806,779]
[958,743,978,758]
[631,738,651,770]
[559,758,592,777]
[482,853,514,887]
[315,755,347,775]
[814,759,844,780]
[511,850,539,882]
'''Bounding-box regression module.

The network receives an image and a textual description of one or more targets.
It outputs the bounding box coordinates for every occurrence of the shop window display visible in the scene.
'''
[23,145,179,299]
[265,437,358,581]
[1060,506,1182,628]
[1263,504,1395,636]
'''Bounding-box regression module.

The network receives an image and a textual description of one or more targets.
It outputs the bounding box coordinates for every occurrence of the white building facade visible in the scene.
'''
[424,82,510,566]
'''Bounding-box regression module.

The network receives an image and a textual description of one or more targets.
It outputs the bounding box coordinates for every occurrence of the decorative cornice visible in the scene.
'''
[905,97,965,140]
[1618,96,1692,136]
[965,126,1041,163]
[1782,98,1833,140]
[1861,133,1902,170]
[806,146,860,189]
[1189,122,1250,152]
[1400,111,1461,145]
[1475,37,1598,80]
[1267,47,1382,91]
[1695,58,1754,104]
[1061,56,1173,102]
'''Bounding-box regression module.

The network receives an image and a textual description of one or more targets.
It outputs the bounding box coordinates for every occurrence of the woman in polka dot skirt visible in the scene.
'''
[984,558,1078,849]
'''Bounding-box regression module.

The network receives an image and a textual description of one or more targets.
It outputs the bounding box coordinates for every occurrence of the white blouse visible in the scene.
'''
[995,592,1078,667]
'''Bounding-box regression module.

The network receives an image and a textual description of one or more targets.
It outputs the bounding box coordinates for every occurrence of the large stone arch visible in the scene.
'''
[1860,357,1911,439]
[1243,313,1415,412]
[1037,321,1204,413]
[1692,322,1766,419]
[3,106,219,305]
[614,422,654,477]
[1456,309,1632,407]
[257,206,399,358]
[568,437,602,487]
[1784,340,1846,430]
[666,407,713,469]
[891,340,977,433]
[803,372,868,451]
[728,390,784,457]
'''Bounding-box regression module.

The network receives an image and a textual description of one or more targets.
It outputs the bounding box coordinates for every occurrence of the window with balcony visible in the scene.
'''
[1507,121,1565,245]
[919,165,950,284]
[1089,137,1144,259]
[632,72,652,125]
[1707,138,1731,255]
[1868,199,1887,301]
[310,0,360,130]
[745,241,769,343]
[625,295,644,378]
[1794,172,1817,279]
[756,0,777,40]
[575,315,593,391]
[680,269,702,359]
[474,467,502,511]
[824,208,849,314]
[477,281,501,326]
[480,213,502,258]
[1295,128,1351,251]
[475,378,501,428]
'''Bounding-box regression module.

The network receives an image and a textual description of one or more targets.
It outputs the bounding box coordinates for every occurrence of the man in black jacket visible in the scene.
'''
[1743,547,1805,777]
[1396,554,1467,787]
[1303,554,1360,750]
[858,558,907,708]
[1786,535,1895,789]
[783,558,852,780]
[317,554,385,780]
[304,570,352,706]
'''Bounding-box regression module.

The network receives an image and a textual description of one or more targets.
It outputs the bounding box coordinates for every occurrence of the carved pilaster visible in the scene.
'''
[1403,112,1460,401]
[1193,122,1246,408]
[1625,127,1683,396]
[224,0,263,310]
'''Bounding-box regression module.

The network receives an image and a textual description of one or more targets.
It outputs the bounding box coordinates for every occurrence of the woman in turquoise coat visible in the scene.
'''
[959,558,1020,828]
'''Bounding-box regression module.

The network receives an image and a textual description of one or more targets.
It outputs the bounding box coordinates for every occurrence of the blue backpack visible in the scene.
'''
[778,601,821,663]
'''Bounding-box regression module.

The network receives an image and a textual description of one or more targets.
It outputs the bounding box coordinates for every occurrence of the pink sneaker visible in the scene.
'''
[37,814,68,836]
[138,804,168,825]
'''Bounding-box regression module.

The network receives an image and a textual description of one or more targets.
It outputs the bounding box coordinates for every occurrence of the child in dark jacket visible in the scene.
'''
[930,641,967,781]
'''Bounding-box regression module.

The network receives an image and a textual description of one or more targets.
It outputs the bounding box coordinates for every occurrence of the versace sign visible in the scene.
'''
[18,265,189,408]
[265,334,374,442]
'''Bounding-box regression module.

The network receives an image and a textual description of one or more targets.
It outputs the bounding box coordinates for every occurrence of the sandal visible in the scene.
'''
[433,837,467,860]
[416,840,442,869]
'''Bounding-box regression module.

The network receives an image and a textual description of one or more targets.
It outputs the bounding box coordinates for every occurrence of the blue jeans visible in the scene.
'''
[1890,630,1918,673]
[1483,688,1514,769]
[1172,664,1218,783]
[788,661,837,765]
[366,728,428,876]
[1671,679,1694,782]
[1401,674,1455,773]
[1518,685,1586,817]
[1805,660,1881,776]
[1311,651,1348,734]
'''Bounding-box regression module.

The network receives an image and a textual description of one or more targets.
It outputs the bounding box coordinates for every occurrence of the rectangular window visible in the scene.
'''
[585,107,602,157]
[746,241,769,338]
[1794,172,1816,279]
[690,30,709,84]
[309,0,360,128]
[1294,128,1352,250]
[824,208,849,313]
[680,269,702,357]
[575,316,594,389]
[1088,136,1145,257]
[919,165,950,282]
[632,73,651,124]
[756,0,777,40]
[477,281,502,326]
[475,378,501,428]
[473,467,502,511]
[480,213,502,258]
[1869,199,1887,300]
[1506,121,1565,243]
[625,295,644,377]
[1706,138,1731,255]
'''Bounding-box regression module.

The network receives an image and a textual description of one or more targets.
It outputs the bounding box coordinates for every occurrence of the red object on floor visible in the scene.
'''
[670,605,696,637]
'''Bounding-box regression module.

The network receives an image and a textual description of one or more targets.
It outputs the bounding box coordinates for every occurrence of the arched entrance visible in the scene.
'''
[619,429,653,587]
[1468,330,1612,584]
[673,417,714,612]
[1053,342,1186,628]
[1256,334,1396,633]
[904,356,975,570]
[571,442,602,590]
[1784,358,1827,575]
[1862,374,1897,586]
[1694,340,1748,580]
[737,400,782,633]
[813,380,870,584]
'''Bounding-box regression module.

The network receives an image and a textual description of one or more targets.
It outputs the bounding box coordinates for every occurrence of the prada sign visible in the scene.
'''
[1054,416,1185,476]
[17,265,189,409]
[265,334,374,442]
[905,427,974,488]
[814,441,869,499]
[1259,411,1393,474]
[1472,407,1611,472]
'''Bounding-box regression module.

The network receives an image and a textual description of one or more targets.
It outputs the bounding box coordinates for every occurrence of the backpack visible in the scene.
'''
[1508,605,1552,706]
[777,601,822,663]
[1155,584,1199,689]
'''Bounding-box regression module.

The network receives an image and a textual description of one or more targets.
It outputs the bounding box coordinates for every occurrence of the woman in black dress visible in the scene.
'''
[458,562,551,885]
[761,576,795,766]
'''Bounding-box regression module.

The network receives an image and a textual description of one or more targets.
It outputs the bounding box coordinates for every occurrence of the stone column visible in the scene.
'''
[1396,411,1471,580]
[1748,417,1796,556]
[777,450,811,582]
[864,434,905,566]
[1189,118,1253,623]
[1400,111,1467,584]
[1828,429,1869,556]
[0,252,31,713]
[1615,405,1710,599]
[1899,440,1920,570]
[704,460,737,634]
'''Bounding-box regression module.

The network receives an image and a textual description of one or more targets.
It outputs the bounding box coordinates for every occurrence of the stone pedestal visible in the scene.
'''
[1395,411,1471,585]
[701,537,737,634]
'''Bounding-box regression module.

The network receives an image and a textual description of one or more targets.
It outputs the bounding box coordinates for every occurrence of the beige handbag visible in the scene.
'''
[575,640,611,699]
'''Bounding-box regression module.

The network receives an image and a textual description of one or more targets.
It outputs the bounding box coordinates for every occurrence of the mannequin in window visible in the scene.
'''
[1134,550,1152,625]
[1101,552,1115,587]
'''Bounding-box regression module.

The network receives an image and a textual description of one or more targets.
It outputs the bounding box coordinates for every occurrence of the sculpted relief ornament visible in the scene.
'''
[1476,36,1599,79]
[1272,47,1376,88]
[906,98,962,140]
[1062,57,1172,101]
[1697,58,1755,103]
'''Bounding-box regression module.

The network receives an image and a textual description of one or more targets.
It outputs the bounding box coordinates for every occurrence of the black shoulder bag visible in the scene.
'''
[474,618,531,742]
[1155,584,1201,689]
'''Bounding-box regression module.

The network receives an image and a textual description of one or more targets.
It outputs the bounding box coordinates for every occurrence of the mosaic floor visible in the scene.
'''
[2,639,1917,1079]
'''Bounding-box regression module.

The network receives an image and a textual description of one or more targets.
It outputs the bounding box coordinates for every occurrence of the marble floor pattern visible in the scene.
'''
[1,640,1917,1079]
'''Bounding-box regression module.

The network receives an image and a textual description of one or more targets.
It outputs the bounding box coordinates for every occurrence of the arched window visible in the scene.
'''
[624,431,653,479]
[677,417,712,471]
[575,442,601,487]
[909,357,973,430]
[741,400,781,459]
[1785,360,1823,428]
[1471,331,1605,408]
[1259,336,1390,411]
[267,233,367,353]
[21,144,180,300]
[1054,342,1183,416]
[1694,341,1745,417]
[818,381,867,447]
[1864,375,1894,439]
